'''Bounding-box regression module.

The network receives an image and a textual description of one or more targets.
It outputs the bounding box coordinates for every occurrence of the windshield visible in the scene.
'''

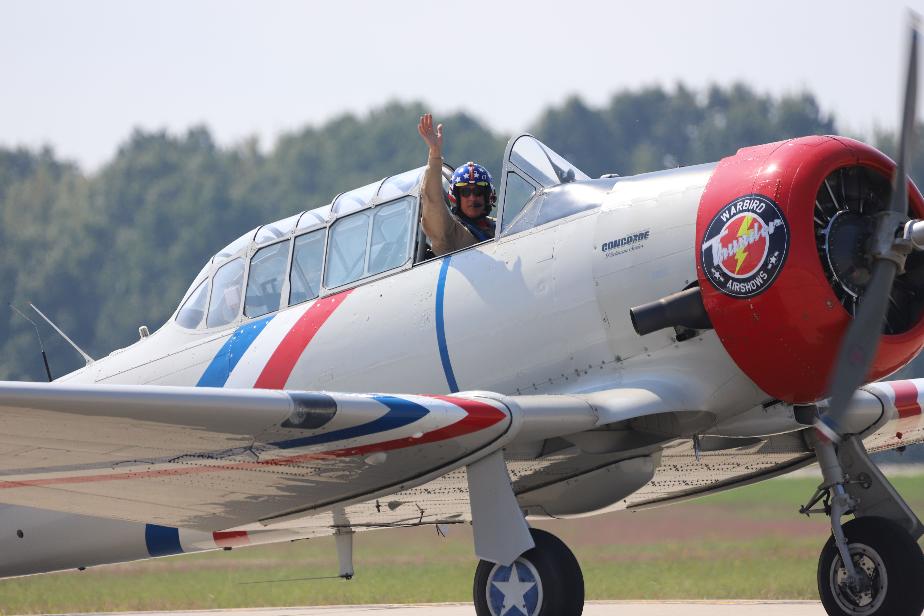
[502,180,612,236]
[509,135,590,187]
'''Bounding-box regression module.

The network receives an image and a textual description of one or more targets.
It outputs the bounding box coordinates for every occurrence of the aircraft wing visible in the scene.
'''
[3,377,918,533]
[0,381,598,531]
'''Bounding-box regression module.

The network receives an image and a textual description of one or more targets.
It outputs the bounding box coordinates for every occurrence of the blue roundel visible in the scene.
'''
[487,559,542,616]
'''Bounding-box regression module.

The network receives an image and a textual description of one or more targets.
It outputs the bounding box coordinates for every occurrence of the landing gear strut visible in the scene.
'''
[473,527,584,616]
[804,434,924,616]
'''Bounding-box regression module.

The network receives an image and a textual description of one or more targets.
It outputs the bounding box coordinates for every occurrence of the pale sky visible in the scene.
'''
[2,0,922,171]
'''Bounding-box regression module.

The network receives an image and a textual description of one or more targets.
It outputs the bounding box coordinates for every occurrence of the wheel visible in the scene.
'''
[473,527,583,616]
[818,516,924,616]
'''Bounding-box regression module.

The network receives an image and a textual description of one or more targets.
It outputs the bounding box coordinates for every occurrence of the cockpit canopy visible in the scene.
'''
[173,135,605,332]
[174,165,433,331]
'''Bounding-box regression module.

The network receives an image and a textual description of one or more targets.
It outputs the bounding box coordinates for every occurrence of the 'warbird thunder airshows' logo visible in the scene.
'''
[701,194,789,298]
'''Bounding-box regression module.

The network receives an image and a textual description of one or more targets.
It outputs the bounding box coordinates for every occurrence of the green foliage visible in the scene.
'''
[0,150,95,380]
[530,83,836,177]
[0,87,919,382]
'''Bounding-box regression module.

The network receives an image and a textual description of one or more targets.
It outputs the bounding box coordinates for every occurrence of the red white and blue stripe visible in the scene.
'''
[197,291,352,389]
[197,256,462,396]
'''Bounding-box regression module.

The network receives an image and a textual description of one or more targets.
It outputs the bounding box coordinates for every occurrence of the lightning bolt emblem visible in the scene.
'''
[734,215,753,274]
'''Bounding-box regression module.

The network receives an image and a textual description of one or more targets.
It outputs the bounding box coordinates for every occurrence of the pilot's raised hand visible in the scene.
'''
[418,113,443,159]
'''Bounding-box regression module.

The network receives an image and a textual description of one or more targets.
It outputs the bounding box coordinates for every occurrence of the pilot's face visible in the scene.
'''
[458,185,488,218]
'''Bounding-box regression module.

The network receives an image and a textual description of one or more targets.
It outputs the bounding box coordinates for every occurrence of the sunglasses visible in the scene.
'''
[458,186,488,198]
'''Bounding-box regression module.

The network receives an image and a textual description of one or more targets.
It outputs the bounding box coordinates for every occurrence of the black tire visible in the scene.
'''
[473,527,583,616]
[817,516,924,616]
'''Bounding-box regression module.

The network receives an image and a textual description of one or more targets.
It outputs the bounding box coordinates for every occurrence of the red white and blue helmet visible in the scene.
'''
[450,161,496,208]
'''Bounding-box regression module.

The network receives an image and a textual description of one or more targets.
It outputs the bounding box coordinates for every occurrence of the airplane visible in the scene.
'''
[1,22,924,616]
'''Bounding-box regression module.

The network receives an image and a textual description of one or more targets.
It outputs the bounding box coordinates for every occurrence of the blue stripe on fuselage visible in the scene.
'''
[268,394,430,450]
[144,524,183,557]
[196,314,275,387]
[435,256,459,393]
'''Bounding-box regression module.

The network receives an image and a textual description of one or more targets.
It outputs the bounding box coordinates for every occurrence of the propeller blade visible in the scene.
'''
[816,16,919,441]
[891,13,918,216]
[818,259,898,439]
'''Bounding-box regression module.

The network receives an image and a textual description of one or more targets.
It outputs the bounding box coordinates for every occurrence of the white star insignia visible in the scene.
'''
[491,563,536,615]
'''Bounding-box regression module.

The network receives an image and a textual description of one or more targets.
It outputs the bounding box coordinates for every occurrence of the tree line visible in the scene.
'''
[1,84,922,386]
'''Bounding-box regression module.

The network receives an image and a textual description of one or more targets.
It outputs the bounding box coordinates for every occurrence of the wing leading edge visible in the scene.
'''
[0,382,523,530]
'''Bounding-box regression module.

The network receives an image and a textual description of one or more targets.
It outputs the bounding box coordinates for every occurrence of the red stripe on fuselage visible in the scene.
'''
[254,291,352,389]
[890,380,922,419]
[213,531,249,548]
[0,398,508,489]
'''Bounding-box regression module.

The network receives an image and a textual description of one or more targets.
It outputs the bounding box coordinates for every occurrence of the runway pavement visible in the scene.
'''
[47,600,827,616]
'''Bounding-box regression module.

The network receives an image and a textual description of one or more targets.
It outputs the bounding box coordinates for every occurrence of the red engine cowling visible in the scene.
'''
[695,136,924,404]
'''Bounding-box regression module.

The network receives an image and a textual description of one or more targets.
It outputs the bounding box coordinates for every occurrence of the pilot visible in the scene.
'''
[417,113,496,256]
